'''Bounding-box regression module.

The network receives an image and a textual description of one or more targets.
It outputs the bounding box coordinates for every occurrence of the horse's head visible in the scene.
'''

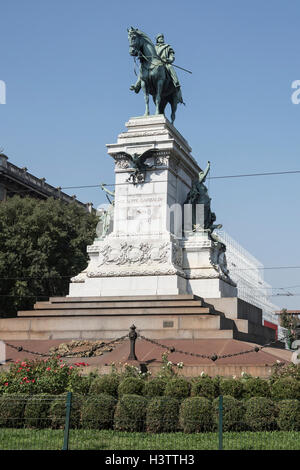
[127,27,141,57]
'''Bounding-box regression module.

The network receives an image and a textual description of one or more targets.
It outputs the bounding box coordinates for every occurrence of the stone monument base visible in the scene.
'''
[69,230,237,299]
[69,274,235,298]
[69,274,186,297]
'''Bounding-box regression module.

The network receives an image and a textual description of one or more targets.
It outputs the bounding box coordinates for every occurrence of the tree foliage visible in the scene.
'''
[0,196,98,316]
[279,308,298,330]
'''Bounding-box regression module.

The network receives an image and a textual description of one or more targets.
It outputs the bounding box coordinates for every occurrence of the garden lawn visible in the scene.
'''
[0,429,299,450]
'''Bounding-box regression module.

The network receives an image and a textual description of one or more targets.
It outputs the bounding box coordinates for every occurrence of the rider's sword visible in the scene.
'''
[170,63,192,74]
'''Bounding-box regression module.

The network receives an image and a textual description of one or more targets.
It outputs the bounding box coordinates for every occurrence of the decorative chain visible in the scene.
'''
[138,332,295,362]
[1,330,295,364]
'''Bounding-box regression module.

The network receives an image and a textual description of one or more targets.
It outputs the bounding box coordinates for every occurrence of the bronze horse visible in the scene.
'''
[128,28,182,124]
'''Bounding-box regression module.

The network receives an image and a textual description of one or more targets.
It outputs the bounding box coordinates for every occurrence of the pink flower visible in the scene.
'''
[69,366,73,370]
[46,367,51,371]
[32,379,35,383]
[4,383,8,386]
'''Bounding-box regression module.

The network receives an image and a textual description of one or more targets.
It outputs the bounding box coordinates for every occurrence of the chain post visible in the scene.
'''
[128,324,138,360]
[62,391,72,450]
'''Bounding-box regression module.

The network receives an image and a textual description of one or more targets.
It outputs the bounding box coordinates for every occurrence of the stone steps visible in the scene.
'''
[5,315,226,332]
[18,294,213,317]
[33,299,206,310]
[20,306,212,317]
[49,294,198,303]
[0,294,277,345]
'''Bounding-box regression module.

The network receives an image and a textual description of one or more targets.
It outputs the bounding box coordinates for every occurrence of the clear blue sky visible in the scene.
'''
[1,0,299,309]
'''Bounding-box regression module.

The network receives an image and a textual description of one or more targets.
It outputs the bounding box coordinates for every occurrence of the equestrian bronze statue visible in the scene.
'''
[128,28,184,124]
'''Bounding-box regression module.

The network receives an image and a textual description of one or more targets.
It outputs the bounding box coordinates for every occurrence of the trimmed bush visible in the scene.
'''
[277,400,300,431]
[179,397,213,433]
[24,394,55,428]
[114,394,148,432]
[146,397,179,433]
[164,377,191,399]
[213,396,245,431]
[118,377,144,397]
[245,397,277,431]
[212,376,220,397]
[143,378,167,397]
[49,393,83,429]
[89,375,120,398]
[0,394,27,428]
[81,394,117,430]
[191,376,217,399]
[243,378,270,399]
[271,378,300,401]
[219,378,244,399]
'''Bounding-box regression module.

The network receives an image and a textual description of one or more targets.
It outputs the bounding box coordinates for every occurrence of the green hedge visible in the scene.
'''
[24,394,55,429]
[146,397,179,433]
[0,394,27,428]
[143,378,167,397]
[89,375,120,398]
[49,393,83,429]
[118,377,144,397]
[271,378,300,401]
[164,377,191,399]
[277,400,300,431]
[219,378,244,399]
[190,377,217,399]
[114,394,148,432]
[245,397,277,431]
[179,397,213,433]
[213,396,245,431]
[243,377,270,399]
[81,394,117,429]
[1,392,300,434]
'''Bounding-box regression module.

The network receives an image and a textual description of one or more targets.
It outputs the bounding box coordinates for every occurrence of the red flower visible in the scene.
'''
[31,380,35,383]
[4,383,8,386]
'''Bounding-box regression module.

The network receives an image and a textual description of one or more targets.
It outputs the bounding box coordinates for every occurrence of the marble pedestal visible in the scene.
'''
[69,115,236,299]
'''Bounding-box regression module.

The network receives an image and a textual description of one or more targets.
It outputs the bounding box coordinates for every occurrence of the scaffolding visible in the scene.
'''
[216,230,280,329]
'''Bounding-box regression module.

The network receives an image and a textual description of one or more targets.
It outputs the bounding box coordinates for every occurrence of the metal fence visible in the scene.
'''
[0,393,299,450]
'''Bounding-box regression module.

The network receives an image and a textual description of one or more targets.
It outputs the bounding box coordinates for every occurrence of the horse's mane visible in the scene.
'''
[134,29,155,47]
